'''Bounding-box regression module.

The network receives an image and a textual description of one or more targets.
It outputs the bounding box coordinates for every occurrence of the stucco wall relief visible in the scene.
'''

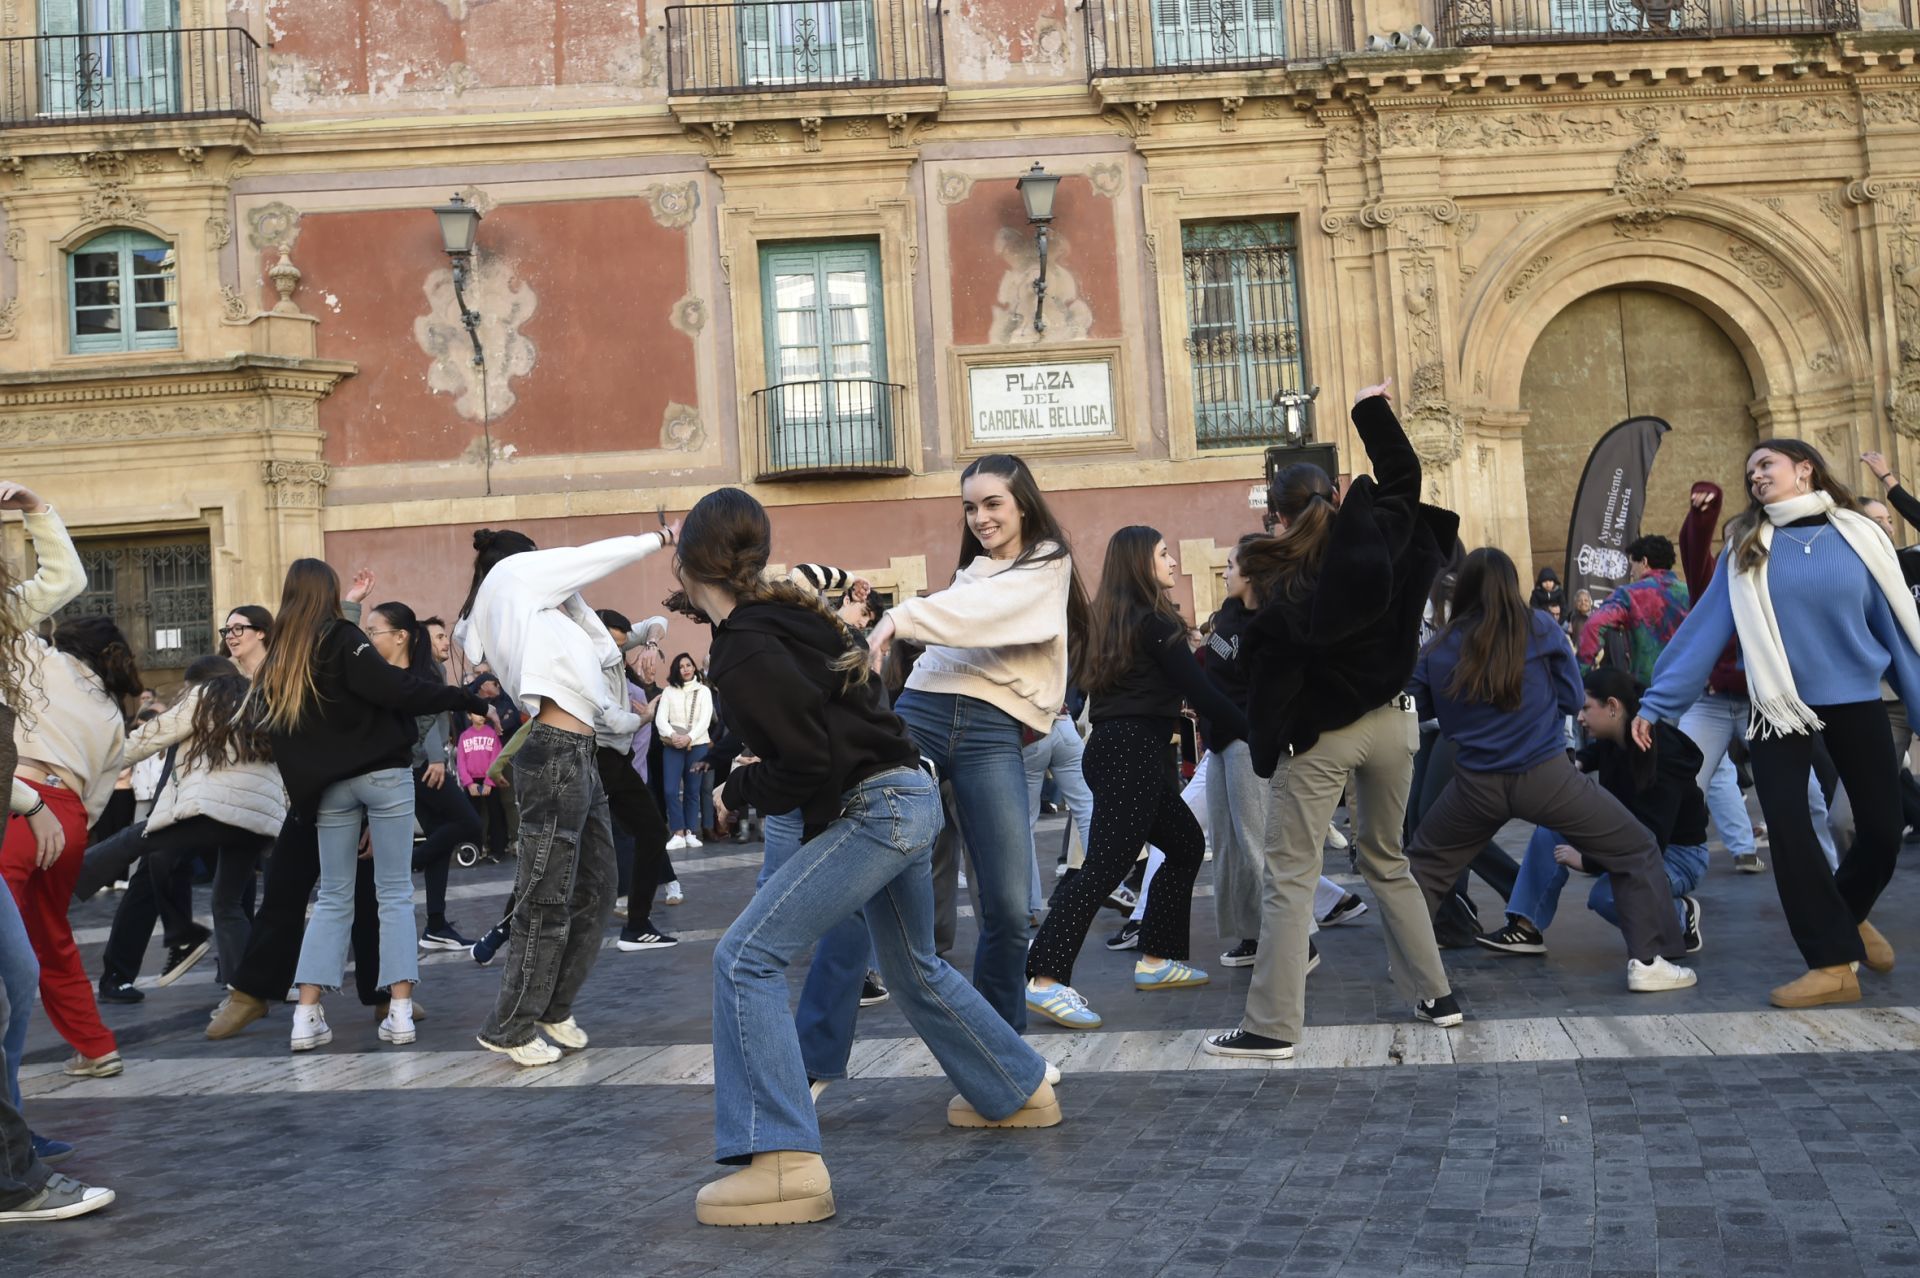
[662,403,705,452]
[642,182,700,230]
[989,225,1092,344]
[248,202,302,252]
[413,254,538,423]
[1611,134,1688,234]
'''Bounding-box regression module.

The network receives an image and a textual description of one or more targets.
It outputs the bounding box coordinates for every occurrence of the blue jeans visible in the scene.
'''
[892,689,1035,1031]
[295,768,419,991]
[712,766,1045,1162]
[1678,690,1837,865]
[759,809,874,1081]
[1024,715,1095,912]
[663,744,709,832]
[1509,825,1710,935]
[0,885,36,1112]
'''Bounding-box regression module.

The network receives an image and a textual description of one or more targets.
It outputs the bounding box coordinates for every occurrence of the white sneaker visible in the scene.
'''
[537,1016,589,1051]
[378,1007,417,1046]
[1044,1062,1062,1086]
[665,880,684,906]
[477,1034,562,1067]
[290,1006,331,1052]
[1627,956,1698,992]
[957,870,969,890]
[1325,825,1350,851]
[684,833,703,848]
[666,833,688,851]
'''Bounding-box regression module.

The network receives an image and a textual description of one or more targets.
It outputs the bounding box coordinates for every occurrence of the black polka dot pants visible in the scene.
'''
[1026,716,1205,986]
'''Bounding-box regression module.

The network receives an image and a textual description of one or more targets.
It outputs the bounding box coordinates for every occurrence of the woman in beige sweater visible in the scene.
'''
[867,453,1088,1032]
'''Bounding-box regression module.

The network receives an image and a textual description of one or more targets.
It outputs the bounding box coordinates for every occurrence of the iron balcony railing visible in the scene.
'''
[1086,0,1355,76]
[751,379,910,480]
[0,26,260,127]
[666,0,944,95]
[1438,0,1860,44]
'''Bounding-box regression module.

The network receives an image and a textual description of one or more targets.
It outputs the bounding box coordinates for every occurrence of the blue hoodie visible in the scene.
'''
[1412,610,1580,773]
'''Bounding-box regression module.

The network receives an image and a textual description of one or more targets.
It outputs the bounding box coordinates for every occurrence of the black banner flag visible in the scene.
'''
[1562,415,1671,612]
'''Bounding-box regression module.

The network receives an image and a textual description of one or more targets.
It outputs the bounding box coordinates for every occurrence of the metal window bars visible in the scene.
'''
[0,26,260,127]
[1438,0,1859,44]
[750,378,910,479]
[666,0,944,94]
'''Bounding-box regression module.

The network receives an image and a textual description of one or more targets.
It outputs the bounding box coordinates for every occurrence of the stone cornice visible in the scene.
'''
[0,355,356,408]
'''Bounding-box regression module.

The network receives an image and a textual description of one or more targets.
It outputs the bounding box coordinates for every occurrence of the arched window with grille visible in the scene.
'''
[67,228,179,354]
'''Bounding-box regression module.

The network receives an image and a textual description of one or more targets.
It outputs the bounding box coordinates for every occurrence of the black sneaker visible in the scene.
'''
[1475,919,1547,956]
[860,972,890,1007]
[616,929,678,952]
[1319,893,1369,927]
[1220,939,1257,967]
[419,923,475,952]
[1202,1028,1293,1060]
[155,933,212,988]
[472,922,509,966]
[1681,895,1704,954]
[1417,994,1465,1027]
[97,978,143,1005]
[1306,939,1320,975]
[1105,920,1141,950]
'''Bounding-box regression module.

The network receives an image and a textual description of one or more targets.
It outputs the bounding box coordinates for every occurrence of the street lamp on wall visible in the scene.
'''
[432,193,485,368]
[1016,162,1061,337]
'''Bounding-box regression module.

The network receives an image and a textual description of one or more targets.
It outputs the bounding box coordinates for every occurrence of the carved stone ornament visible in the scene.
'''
[269,250,303,315]
[799,117,824,153]
[247,201,301,251]
[261,459,331,510]
[0,297,17,340]
[936,171,975,206]
[1219,97,1243,133]
[1505,254,1552,301]
[662,402,706,452]
[671,295,708,336]
[844,117,873,140]
[0,401,260,445]
[640,181,700,230]
[885,112,914,148]
[206,214,233,250]
[1727,239,1786,290]
[178,146,206,177]
[706,120,736,156]
[2,226,21,261]
[220,285,249,322]
[1087,162,1123,199]
[1612,135,1689,232]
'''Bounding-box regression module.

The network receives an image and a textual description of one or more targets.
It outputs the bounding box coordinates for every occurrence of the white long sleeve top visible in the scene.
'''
[455,532,669,751]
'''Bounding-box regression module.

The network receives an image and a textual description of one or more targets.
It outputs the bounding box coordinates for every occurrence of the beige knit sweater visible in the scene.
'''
[888,544,1072,734]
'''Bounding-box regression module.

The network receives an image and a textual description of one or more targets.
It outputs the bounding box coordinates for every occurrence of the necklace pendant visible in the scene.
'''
[1805,543,1813,555]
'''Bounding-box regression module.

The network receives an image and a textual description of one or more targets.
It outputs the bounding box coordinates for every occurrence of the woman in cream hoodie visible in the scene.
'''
[867,453,1089,1032]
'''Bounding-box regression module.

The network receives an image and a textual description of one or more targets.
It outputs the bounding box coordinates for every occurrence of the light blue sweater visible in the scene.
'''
[1641,526,1920,726]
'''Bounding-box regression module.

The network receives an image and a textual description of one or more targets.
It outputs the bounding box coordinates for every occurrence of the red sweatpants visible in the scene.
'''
[1,781,116,1059]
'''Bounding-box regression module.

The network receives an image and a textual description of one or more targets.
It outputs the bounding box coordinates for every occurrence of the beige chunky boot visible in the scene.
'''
[947,1079,1062,1129]
[695,1151,834,1227]
[1769,964,1861,1009]
[1859,921,1896,974]
[205,991,267,1041]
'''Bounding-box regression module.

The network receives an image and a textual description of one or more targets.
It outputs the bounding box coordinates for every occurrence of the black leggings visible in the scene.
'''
[412,765,481,921]
[597,747,671,930]
[1747,700,1903,970]
[1027,716,1204,985]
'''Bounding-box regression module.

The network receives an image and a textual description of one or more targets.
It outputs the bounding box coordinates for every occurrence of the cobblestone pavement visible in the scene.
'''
[15,818,1920,1276]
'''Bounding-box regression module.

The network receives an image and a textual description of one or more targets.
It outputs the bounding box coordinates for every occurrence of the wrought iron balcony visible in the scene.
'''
[666,0,943,95]
[0,26,260,127]
[1087,0,1355,76]
[751,379,910,481]
[1438,0,1860,44]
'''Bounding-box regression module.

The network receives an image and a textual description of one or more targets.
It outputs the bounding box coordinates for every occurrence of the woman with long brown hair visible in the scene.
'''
[679,488,1057,1228]
[256,559,486,1055]
[864,453,1090,1032]
[1203,380,1462,1061]
[1404,548,1693,992]
[1024,526,1244,1027]
[1638,438,1920,1007]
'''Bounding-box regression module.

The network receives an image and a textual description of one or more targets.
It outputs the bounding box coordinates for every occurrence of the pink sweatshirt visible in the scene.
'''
[457,724,502,790]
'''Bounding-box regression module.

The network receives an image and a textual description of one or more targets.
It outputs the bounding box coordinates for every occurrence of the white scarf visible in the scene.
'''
[1729,489,1920,737]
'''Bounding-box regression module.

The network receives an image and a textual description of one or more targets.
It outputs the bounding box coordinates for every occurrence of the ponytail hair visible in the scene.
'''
[1438,547,1529,713]
[460,528,538,620]
[1237,462,1337,606]
[370,601,436,680]
[676,487,871,690]
[51,615,144,706]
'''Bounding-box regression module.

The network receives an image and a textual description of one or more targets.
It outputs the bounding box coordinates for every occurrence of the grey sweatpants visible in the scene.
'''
[1208,741,1268,942]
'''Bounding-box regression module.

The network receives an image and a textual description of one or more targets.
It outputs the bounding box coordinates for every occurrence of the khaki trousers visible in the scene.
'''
[1241,701,1452,1044]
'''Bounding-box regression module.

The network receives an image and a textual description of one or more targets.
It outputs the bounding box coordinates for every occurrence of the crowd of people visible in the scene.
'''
[4,376,1920,1228]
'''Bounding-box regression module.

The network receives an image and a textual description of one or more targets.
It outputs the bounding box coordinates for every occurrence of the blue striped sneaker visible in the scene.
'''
[1026,981,1102,1029]
[1134,959,1209,991]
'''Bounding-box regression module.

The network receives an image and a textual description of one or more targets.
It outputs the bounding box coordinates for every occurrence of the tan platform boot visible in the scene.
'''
[1769,965,1862,1009]
[695,1151,834,1227]
[205,991,267,1040]
[1859,921,1896,974]
[947,1079,1062,1129]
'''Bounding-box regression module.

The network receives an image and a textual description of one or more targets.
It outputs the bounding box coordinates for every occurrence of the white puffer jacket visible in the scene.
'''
[126,687,288,838]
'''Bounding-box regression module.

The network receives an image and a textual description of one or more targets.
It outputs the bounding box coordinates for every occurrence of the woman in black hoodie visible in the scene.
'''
[250,560,486,1055]
[677,488,1057,1230]
[1204,380,1464,1061]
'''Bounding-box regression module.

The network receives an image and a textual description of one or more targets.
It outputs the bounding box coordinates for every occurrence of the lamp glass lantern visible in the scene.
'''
[1017,163,1060,224]
[434,194,482,257]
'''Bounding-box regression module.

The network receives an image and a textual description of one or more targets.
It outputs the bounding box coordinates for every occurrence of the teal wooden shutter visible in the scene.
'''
[834,1,873,80]
[39,0,81,116]
[140,0,179,115]
[759,241,888,470]
[738,3,773,84]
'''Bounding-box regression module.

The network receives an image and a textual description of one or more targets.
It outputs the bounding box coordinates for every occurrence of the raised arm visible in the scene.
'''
[887,553,1069,651]
[124,687,200,765]
[1678,482,1724,598]
[1349,392,1419,508]
[4,492,86,628]
[338,626,488,719]
[493,532,671,612]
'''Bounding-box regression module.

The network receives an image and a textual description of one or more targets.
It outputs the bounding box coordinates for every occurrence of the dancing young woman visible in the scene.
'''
[458,522,673,1065]
[365,599,484,950]
[1024,527,1245,1027]
[865,454,1089,1030]
[1406,549,1692,990]
[1205,381,1462,1061]
[1479,667,1708,959]
[255,561,486,1054]
[1638,439,1920,1007]
[676,488,1057,1228]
